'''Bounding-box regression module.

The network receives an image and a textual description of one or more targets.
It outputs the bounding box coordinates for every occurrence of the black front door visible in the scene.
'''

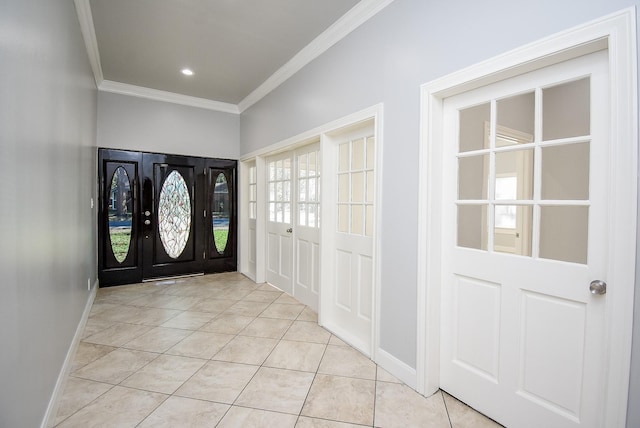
[98,149,237,286]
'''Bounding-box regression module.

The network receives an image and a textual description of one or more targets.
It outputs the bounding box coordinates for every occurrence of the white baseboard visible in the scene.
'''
[41,280,98,428]
[375,347,418,390]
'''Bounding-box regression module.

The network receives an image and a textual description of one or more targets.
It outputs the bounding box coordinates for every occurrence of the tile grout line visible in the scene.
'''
[441,389,454,428]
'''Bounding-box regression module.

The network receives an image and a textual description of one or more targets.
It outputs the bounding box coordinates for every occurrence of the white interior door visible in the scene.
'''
[440,50,610,427]
[266,152,294,294]
[293,143,321,310]
[321,121,376,355]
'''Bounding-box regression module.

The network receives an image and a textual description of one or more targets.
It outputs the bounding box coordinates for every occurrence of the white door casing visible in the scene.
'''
[417,9,637,428]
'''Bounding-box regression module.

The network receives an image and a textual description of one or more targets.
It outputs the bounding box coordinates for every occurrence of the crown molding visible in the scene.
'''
[74,0,103,86]
[99,80,240,114]
[237,0,396,112]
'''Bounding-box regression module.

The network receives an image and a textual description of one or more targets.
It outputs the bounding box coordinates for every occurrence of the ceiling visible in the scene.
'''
[85,0,376,111]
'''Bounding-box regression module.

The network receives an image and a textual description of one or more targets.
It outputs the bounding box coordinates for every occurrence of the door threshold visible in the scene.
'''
[143,272,204,284]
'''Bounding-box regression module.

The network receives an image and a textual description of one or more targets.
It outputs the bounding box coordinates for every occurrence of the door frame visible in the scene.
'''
[416,8,637,427]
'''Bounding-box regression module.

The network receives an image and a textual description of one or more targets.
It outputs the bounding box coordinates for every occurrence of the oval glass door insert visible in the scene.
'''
[158,170,192,258]
[108,166,133,263]
[213,173,230,253]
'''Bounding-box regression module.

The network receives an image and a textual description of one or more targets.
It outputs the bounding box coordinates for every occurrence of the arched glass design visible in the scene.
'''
[212,173,230,253]
[108,167,132,263]
[158,170,191,258]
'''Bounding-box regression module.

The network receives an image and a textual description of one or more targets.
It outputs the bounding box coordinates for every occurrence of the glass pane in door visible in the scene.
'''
[158,170,192,259]
[212,173,230,254]
[108,166,133,263]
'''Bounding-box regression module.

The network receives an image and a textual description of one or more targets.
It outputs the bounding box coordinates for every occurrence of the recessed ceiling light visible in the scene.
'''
[181,68,194,76]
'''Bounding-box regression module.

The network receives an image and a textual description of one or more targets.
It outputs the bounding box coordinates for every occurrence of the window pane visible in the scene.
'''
[543,78,590,140]
[459,103,490,153]
[457,204,487,250]
[308,177,317,202]
[269,202,275,221]
[339,143,349,172]
[352,205,364,235]
[366,137,375,169]
[283,202,291,224]
[283,181,290,202]
[299,203,307,226]
[541,143,589,200]
[352,172,364,203]
[494,205,533,256]
[495,149,534,199]
[352,138,365,170]
[298,154,307,177]
[283,158,291,180]
[108,166,132,263]
[276,160,283,180]
[539,206,588,264]
[308,203,317,228]
[268,183,274,201]
[298,179,307,202]
[366,171,374,203]
[309,151,317,176]
[338,174,349,203]
[496,92,535,139]
[458,155,488,200]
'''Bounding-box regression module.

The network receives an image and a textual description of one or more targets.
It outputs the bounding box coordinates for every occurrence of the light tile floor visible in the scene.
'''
[54,272,503,428]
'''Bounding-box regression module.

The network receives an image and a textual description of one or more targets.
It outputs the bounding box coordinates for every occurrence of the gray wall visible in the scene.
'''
[98,92,240,159]
[0,0,98,427]
[239,0,640,424]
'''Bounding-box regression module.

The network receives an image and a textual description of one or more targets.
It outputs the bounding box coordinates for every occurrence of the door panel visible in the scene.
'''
[98,149,237,286]
[322,122,376,355]
[265,151,294,294]
[98,149,142,286]
[440,51,608,428]
[293,143,320,310]
[205,159,237,273]
[142,153,203,278]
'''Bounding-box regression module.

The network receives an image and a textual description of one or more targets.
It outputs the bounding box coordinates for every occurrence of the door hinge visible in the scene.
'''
[204,209,206,218]
[203,251,206,260]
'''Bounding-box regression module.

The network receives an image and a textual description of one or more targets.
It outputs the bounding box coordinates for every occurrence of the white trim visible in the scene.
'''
[417,8,637,427]
[376,348,418,389]
[98,80,240,114]
[241,104,384,161]
[73,0,103,86]
[237,0,396,113]
[41,281,98,428]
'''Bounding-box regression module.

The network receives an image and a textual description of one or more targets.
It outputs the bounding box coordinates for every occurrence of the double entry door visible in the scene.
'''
[265,143,321,310]
[98,149,237,286]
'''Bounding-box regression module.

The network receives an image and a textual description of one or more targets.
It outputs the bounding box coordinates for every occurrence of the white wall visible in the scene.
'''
[239,0,640,424]
[98,91,240,159]
[0,0,98,426]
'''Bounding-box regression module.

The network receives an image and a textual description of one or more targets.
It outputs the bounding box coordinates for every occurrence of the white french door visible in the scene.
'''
[266,152,294,294]
[265,145,321,309]
[293,143,321,310]
[321,121,376,355]
[440,50,610,427]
